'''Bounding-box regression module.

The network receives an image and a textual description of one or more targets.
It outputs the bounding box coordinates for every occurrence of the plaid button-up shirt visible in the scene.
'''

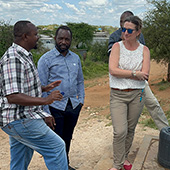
[0,43,50,127]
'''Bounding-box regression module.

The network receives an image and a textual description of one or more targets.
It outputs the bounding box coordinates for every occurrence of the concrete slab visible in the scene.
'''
[132,135,160,170]
[93,145,113,170]
[94,135,169,170]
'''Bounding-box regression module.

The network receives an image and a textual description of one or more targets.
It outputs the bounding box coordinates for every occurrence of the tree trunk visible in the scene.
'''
[167,63,170,82]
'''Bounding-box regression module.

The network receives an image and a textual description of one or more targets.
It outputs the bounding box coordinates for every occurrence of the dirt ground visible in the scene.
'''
[0,60,169,170]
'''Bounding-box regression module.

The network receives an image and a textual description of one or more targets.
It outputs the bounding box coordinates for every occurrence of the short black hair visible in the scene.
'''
[13,20,32,38]
[120,11,134,27]
[55,25,72,39]
[122,11,134,16]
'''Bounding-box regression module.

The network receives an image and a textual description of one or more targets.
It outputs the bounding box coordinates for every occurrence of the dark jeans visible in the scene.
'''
[49,99,82,163]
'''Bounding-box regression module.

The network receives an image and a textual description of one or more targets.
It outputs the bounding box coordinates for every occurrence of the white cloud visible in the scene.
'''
[108,8,114,13]
[65,3,79,13]
[0,1,43,11]
[0,0,151,27]
[40,4,62,12]
[1,0,47,2]
[0,1,11,9]
[64,2,86,15]
[79,0,109,8]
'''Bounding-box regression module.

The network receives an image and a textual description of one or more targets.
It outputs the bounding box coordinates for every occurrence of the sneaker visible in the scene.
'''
[68,165,76,170]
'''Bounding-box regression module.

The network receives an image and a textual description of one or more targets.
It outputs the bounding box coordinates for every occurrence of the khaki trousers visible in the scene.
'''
[110,88,145,169]
[144,81,169,130]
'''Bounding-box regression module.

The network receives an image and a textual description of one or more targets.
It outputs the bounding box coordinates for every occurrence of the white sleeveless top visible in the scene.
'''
[109,41,145,89]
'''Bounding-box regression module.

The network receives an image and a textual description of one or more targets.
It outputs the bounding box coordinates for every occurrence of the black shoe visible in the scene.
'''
[68,165,76,170]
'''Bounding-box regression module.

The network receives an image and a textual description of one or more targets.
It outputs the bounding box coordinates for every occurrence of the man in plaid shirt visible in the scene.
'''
[0,21,68,170]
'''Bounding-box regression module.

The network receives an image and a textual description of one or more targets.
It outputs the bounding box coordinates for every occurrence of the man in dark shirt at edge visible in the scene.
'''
[108,11,145,56]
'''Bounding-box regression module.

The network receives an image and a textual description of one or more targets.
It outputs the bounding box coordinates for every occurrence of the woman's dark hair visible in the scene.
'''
[124,15,142,31]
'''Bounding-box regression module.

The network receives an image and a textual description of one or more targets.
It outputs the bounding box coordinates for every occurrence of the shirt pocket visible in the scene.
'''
[50,62,66,77]
[68,62,79,75]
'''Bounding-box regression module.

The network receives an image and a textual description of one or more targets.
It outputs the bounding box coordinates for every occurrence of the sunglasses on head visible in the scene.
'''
[122,27,135,34]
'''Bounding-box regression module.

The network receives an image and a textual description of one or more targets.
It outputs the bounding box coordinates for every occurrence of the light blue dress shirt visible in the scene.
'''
[37,48,85,114]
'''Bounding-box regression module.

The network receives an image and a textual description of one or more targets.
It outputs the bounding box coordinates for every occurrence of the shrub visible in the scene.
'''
[0,20,13,57]
[81,58,108,80]
[88,40,109,63]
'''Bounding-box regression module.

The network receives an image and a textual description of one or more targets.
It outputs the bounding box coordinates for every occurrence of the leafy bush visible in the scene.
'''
[31,42,49,66]
[88,40,108,63]
[0,21,13,57]
[81,58,108,80]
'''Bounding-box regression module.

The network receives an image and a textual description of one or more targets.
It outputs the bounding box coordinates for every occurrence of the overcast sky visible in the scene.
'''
[0,0,152,27]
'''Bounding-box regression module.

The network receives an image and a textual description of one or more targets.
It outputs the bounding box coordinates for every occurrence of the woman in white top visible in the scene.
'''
[109,16,150,170]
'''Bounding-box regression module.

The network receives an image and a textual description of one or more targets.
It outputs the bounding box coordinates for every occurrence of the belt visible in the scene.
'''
[111,88,137,92]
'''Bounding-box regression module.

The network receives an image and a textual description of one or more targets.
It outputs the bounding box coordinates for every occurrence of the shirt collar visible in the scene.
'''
[12,43,32,57]
[54,47,71,57]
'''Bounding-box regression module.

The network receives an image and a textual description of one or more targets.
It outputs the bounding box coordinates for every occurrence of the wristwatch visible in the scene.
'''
[132,70,136,77]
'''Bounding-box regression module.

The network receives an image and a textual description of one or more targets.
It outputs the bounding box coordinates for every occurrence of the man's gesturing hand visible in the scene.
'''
[44,90,63,105]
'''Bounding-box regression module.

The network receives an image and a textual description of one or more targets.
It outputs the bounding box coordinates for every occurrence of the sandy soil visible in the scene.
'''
[0,60,169,170]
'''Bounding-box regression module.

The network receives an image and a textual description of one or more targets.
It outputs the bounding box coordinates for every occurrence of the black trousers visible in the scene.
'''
[49,99,82,163]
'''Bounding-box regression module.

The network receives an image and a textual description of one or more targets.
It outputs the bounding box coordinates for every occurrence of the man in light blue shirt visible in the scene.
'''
[38,26,85,170]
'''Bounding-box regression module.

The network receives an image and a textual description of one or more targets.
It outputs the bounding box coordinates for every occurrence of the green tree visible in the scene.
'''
[143,0,170,81]
[0,21,13,57]
[66,22,96,49]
